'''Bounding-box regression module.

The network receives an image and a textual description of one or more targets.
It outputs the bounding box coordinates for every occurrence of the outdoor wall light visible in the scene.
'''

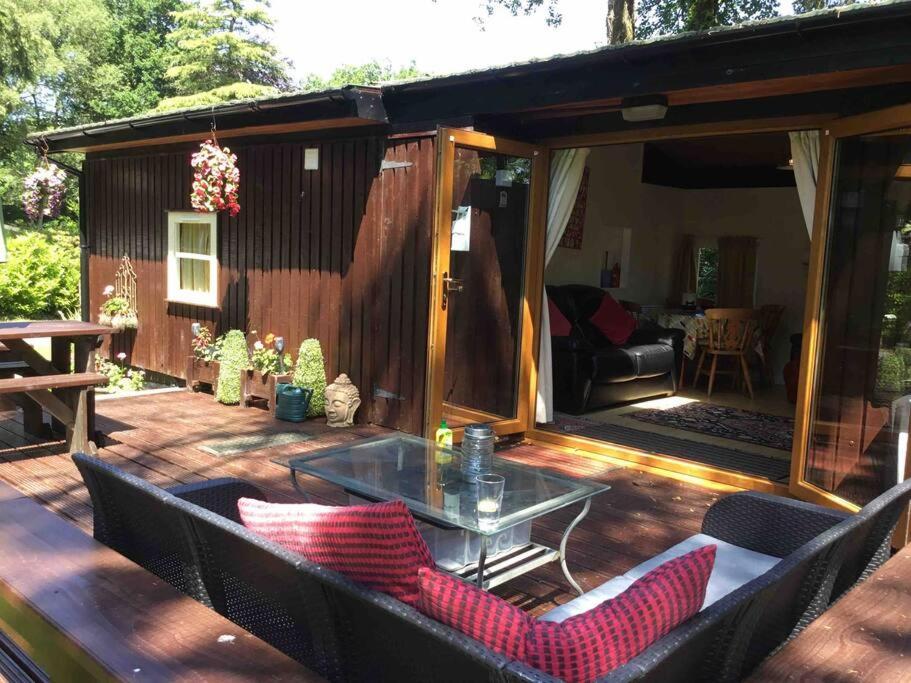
[621,94,669,122]
[191,322,201,337]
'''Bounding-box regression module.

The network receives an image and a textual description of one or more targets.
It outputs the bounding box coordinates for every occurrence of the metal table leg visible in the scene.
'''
[560,498,591,595]
[476,538,488,589]
[291,469,313,502]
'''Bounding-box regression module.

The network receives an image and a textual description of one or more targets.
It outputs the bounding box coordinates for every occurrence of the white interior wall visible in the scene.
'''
[544,141,810,382]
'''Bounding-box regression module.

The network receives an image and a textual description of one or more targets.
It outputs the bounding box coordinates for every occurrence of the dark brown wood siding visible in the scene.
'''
[84,134,436,434]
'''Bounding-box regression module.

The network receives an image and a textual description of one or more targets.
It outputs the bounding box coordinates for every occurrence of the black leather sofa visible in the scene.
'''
[72,452,911,683]
[547,284,684,415]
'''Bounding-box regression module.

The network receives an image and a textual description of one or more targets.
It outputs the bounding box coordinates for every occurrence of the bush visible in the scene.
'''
[876,349,906,395]
[215,330,249,405]
[0,226,79,320]
[292,338,327,417]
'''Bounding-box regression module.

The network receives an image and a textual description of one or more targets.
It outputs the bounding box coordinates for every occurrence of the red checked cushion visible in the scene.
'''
[417,567,532,660]
[548,296,573,337]
[237,498,434,606]
[589,291,636,345]
[525,545,716,683]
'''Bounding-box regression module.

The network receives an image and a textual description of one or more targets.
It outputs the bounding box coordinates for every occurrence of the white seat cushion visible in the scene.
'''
[540,533,780,623]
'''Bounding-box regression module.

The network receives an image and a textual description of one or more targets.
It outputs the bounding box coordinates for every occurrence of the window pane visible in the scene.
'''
[806,131,911,505]
[179,258,210,293]
[179,222,211,255]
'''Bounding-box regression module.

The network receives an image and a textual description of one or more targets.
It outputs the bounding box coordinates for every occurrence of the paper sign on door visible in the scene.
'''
[451,206,471,252]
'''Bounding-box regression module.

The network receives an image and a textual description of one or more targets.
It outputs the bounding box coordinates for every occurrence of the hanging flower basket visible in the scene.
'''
[22,160,67,225]
[190,139,240,216]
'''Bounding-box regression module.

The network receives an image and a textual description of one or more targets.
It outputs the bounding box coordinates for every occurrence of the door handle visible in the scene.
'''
[441,272,464,310]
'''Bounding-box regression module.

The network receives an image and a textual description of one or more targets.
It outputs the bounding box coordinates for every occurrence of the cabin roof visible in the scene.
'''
[29,0,911,152]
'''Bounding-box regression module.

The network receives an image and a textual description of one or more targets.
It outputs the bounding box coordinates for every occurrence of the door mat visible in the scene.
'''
[629,403,794,452]
[199,432,314,456]
[549,416,790,482]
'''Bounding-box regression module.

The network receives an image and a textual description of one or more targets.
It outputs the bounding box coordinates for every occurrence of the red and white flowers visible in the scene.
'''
[22,162,67,224]
[190,139,240,216]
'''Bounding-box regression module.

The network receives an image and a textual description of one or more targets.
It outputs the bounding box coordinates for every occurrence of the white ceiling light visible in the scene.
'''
[621,94,669,122]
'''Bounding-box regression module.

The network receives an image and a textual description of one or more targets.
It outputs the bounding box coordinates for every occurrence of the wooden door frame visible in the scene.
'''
[788,102,911,511]
[423,127,548,439]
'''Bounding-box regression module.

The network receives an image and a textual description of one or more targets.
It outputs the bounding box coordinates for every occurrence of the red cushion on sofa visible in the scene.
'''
[589,292,636,345]
[417,567,532,660]
[525,544,716,683]
[238,497,434,606]
[548,296,573,337]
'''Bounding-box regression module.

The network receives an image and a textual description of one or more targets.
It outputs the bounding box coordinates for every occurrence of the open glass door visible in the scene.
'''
[792,105,911,521]
[425,129,547,439]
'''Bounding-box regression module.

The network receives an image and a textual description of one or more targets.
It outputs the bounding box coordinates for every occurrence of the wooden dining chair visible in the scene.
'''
[694,308,759,399]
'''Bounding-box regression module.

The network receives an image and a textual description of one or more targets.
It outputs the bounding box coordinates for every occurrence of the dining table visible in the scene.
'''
[0,320,113,452]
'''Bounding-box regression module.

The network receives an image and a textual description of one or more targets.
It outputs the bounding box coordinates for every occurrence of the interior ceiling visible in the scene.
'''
[648,133,792,169]
[641,131,796,189]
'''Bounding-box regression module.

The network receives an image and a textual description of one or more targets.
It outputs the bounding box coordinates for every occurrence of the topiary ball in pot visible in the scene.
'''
[215,330,249,405]
[292,338,327,417]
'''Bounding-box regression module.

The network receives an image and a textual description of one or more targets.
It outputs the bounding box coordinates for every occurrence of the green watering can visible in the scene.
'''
[275,383,314,423]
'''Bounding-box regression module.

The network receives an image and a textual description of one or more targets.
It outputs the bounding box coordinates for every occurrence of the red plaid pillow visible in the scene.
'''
[417,567,532,660]
[237,498,434,606]
[525,545,716,683]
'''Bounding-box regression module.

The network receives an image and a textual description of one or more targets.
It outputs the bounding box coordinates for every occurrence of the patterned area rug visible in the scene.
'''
[629,403,794,451]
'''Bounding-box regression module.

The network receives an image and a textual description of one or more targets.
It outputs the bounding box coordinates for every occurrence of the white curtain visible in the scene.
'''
[789,130,820,239]
[535,147,590,425]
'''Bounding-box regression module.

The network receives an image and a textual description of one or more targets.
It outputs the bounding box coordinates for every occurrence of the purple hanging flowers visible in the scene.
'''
[22,161,67,224]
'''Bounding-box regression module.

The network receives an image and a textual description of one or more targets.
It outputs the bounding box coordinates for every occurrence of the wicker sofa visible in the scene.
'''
[72,452,911,683]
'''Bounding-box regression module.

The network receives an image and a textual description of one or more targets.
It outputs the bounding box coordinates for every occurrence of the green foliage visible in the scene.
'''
[876,349,906,395]
[696,246,718,302]
[302,60,428,92]
[96,356,146,392]
[215,329,248,404]
[166,0,291,95]
[153,81,278,112]
[477,0,864,41]
[0,226,79,320]
[292,339,327,417]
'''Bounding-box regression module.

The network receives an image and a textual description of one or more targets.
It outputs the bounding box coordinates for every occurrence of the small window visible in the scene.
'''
[167,211,218,307]
[696,246,718,303]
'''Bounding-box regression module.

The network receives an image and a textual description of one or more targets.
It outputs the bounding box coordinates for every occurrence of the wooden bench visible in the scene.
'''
[0,373,108,453]
[0,482,321,682]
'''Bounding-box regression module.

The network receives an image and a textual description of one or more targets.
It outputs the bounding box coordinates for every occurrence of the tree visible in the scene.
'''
[165,0,292,96]
[302,60,427,92]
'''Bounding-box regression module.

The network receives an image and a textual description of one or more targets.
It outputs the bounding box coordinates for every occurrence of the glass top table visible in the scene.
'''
[272,434,611,592]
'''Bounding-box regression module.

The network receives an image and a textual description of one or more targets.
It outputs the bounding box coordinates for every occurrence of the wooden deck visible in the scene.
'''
[0,390,720,615]
[0,389,908,681]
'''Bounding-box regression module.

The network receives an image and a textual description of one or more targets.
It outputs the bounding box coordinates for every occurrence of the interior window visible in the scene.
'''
[167,211,218,307]
[696,246,718,303]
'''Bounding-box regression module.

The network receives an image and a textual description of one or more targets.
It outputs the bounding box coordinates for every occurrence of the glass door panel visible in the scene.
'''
[797,123,911,508]
[426,129,546,438]
[442,148,531,425]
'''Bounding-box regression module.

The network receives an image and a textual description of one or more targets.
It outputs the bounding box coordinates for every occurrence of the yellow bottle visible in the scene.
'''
[435,419,453,462]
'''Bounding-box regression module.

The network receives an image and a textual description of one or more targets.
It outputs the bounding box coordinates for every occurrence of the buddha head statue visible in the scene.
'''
[324,373,361,428]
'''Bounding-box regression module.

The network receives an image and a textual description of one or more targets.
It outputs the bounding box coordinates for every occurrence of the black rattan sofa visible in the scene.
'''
[72,452,911,683]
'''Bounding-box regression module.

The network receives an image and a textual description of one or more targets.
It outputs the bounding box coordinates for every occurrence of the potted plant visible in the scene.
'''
[292,338,327,418]
[243,331,292,414]
[98,285,138,331]
[215,330,249,405]
[186,324,222,393]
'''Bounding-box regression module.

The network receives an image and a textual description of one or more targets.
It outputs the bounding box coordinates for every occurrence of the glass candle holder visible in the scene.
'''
[476,473,505,531]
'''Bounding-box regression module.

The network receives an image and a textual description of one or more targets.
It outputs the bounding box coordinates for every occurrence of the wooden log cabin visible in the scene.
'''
[30,1,911,523]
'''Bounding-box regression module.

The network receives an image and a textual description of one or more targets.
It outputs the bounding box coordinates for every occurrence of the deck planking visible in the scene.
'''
[0,390,718,615]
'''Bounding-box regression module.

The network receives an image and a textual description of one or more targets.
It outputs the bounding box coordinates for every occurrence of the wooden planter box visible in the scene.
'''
[242,370,291,415]
[186,357,220,394]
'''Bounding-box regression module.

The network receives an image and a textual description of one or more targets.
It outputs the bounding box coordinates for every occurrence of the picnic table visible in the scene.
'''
[0,321,112,453]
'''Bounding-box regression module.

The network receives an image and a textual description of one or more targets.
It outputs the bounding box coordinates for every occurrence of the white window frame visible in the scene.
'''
[167,211,218,307]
